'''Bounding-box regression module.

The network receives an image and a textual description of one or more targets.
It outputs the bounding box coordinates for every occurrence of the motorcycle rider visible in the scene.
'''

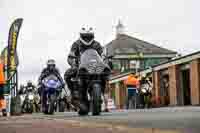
[38,59,64,111]
[64,27,104,110]
[21,81,36,112]
[25,81,36,93]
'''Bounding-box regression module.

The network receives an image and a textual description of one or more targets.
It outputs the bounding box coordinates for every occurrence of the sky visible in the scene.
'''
[0,0,200,85]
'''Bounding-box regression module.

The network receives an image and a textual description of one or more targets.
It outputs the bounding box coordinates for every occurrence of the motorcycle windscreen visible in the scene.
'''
[43,75,61,89]
[80,49,103,65]
[79,49,107,74]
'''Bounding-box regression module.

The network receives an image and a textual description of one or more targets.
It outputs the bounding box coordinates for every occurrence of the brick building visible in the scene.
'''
[139,51,200,106]
[105,21,177,109]
[105,20,177,75]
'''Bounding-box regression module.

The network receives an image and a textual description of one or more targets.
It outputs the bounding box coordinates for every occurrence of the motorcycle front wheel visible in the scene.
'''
[48,94,56,115]
[28,102,34,113]
[91,83,102,116]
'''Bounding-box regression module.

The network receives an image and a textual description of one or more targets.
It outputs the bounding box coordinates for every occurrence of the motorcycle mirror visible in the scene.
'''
[102,54,106,58]
[107,55,113,59]
[104,55,113,59]
[108,61,113,70]
[69,54,77,59]
[102,54,113,59]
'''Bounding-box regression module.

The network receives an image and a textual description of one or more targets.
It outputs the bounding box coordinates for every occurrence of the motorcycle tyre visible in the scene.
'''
[28,103,34,113]
[48,94,56,115]
[91,83,102,116]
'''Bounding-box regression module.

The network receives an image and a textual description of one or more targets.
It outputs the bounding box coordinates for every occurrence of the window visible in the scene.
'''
[144,58,163,69]
[139,60,145,70]
[112,60,121,70]
[130,60,140,69]
[120,60,130,72]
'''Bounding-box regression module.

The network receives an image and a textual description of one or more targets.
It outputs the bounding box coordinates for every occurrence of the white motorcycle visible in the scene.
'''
[22,90,35,113]
[140,81,152,108]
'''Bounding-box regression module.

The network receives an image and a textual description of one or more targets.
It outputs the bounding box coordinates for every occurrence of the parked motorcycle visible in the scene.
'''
[71,49,111,116]
[42,74,62,114]
[139,79,152,108]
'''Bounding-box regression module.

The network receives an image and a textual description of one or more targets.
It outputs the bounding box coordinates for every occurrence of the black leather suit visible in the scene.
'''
[38,67,64,87]
[64,39,103,98]
[38,67,64,111]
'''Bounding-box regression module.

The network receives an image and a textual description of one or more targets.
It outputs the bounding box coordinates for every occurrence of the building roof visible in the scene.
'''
[138,50,200,76]
[105,34,177,56]
[152,50,200,71]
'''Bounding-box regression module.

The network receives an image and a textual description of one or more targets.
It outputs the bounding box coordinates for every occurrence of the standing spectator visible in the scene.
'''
[0,60,6,116]
[103,81,110,112]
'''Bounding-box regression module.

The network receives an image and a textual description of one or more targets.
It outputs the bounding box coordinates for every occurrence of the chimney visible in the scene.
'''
[116,19,125,38]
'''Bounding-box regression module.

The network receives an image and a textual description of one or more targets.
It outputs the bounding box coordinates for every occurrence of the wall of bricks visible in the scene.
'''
[190,59,200,105]
[153,71,160,98]
[152,71,161,106]
[114,82,121,109]
[169,65,180,106]
[110,56,200,108]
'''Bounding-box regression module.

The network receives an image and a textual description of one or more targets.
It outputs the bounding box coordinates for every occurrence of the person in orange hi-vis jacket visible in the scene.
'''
[0,59,6,112]
[0,60,6,85]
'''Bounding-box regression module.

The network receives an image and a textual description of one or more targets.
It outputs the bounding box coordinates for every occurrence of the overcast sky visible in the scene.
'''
[0,0,200,84]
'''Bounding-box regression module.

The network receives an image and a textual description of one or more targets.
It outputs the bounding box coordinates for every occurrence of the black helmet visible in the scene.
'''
[79,27,94,46]
[20,84,25,90]
[27,80,32,86]
[47,59,56,70]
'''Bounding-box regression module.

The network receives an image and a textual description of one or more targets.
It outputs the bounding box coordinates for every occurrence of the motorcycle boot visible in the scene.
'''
[64,68,80,107]
[71,79,80,108]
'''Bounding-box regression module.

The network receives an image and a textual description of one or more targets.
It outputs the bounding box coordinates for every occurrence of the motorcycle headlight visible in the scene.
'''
[141,89,147,93]
[28,94,34,100]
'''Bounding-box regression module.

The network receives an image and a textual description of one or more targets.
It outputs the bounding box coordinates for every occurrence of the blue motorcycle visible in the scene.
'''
[42,75,62,114]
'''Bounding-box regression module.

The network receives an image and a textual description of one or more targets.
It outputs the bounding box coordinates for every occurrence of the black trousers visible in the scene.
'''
[64,68,77,92]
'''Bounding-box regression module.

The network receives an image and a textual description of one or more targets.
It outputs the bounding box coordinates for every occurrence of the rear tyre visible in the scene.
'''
[91,83,101,116]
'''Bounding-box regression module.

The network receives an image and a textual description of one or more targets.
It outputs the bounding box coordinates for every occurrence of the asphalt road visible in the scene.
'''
[29,106,200,129]
[0,107,200,133]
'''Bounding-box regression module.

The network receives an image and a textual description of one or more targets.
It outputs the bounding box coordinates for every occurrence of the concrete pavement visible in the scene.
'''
[0,106,200,132]
[0,115,199,133]
[27,106,200,128]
